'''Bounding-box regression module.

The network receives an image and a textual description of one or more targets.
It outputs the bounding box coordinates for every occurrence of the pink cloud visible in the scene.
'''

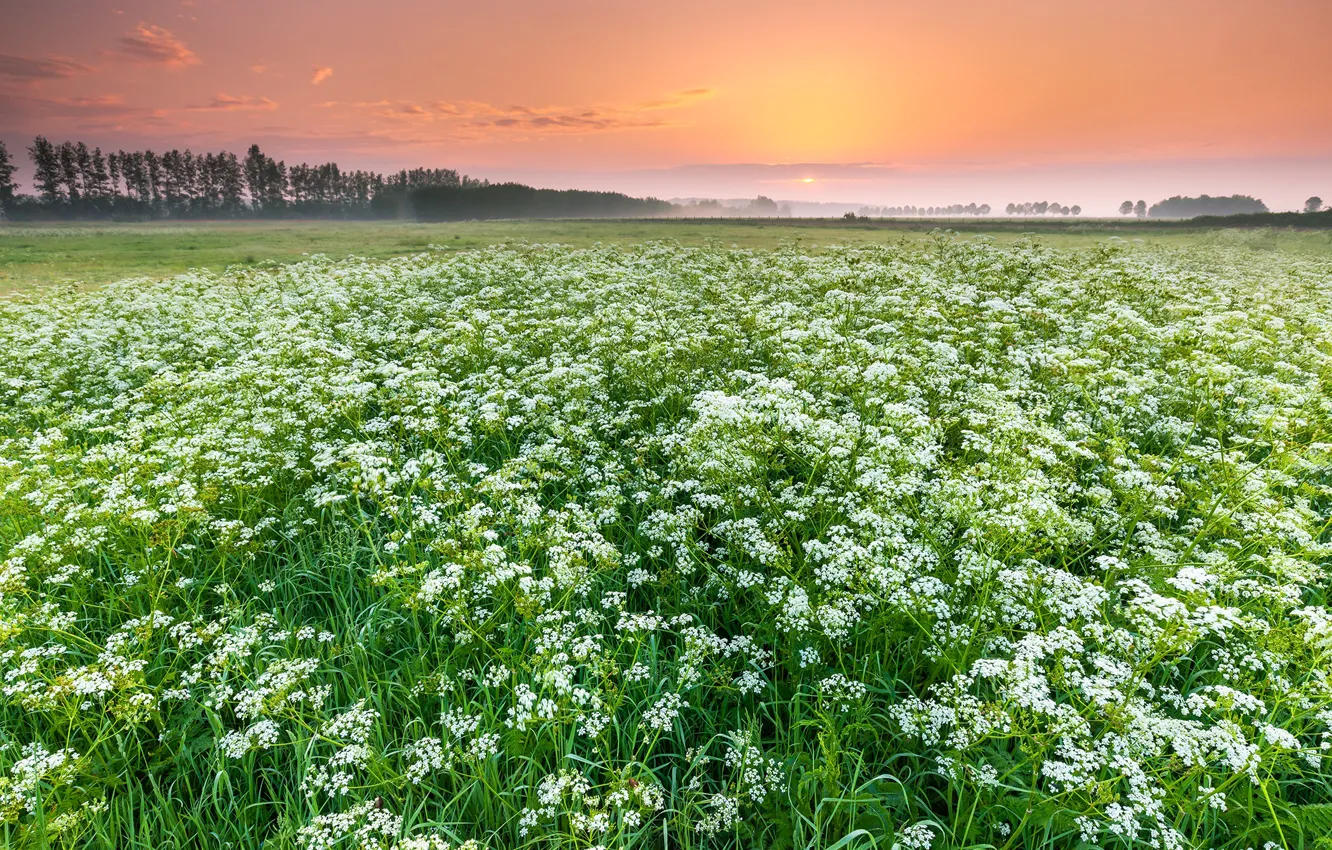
[0,54,95,82]
[116,23,199,68]
[189,93,278,111]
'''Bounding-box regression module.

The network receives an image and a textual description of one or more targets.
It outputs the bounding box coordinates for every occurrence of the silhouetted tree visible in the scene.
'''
[1306,196,1324,214]
[1134,200,1146,218]
[28,137,63,202]
[1119,201,1133,216]
[0,141,17,209]
[214,151,245,212]
[107,151,122,198]
[87,148,111,201]
[244,144,269,211]
[145,151,163,206]
[58,142,81,205]
[1070,205,1081,216]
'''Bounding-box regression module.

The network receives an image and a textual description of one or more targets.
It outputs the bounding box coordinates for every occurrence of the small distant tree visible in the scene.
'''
[745,195,778,216]
[1306,196,1324,213]
[1118,200,1133,216]
[978,204,991,215]
[1070,205,1081,216]
[1134,200,1146,218]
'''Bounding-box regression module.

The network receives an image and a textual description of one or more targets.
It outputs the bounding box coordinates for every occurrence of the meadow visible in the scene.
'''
[3,219,1331,292]
[2,231,1332,849]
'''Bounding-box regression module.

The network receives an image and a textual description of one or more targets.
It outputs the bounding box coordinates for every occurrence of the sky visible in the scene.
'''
[2,0,1331,214]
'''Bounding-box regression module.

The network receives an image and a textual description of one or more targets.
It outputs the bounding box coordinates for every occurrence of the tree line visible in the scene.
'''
[410,184,674,221]
[1004,202,1081,216]
[1135,195,1269,219]
[0,137,487,219]
[0,136,683,221]
[857,203,995,217]
[1112,195,1327,219]
[11,136,1317,223]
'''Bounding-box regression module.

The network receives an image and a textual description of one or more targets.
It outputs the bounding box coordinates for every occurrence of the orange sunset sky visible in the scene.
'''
[2,0,1331,214]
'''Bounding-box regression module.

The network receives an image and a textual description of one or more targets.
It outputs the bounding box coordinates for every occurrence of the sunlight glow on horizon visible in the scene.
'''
[2,0,1330,212]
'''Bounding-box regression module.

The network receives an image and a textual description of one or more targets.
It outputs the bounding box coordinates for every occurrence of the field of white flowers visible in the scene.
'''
[2,237,1331,849]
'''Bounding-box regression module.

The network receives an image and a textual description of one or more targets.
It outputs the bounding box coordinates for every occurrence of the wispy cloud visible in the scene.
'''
[116,23,199,68]
[52,94,126,107]
[188,93,278,111]
[334,87,715,139]
[635,88,715,111]
[0,54,95,82]
[311,66,334,85]
[0,91,166,128]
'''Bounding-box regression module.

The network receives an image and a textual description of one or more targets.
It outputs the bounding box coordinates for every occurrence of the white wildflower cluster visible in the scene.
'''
[0,743,80,817]
[518,769,665,842]
[297,800,403,850]
[2,240,1332,847]
[818,673,868,712]
[690,729,787,836]
[640,692,687,732]
[219,719,282,759]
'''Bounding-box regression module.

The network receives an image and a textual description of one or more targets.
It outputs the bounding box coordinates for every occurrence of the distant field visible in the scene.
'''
[3,218,1331,291]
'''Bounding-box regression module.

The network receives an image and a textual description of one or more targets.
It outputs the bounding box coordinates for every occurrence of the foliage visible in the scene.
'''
[0,141,17,208]
[1003,202,1079,216]
[1,239,1331,849]
[407,183,674,221]
[860,204,994,217]
[1149,195,1270,219]
[10,138,484,221]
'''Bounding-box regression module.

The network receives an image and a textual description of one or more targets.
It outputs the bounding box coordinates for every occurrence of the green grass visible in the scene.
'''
[1,237,1331,849]
[3,218,1331,292]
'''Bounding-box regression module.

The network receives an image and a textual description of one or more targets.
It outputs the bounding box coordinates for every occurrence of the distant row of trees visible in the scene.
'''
[0,137,484,219]
[1141,195,1269,219]
[1005,202,1081,216]
[0,136,679,221]
[1114,195,1325,219]
[5,137,1325,222]
[411,184,674,221]
[858,204,994,217]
